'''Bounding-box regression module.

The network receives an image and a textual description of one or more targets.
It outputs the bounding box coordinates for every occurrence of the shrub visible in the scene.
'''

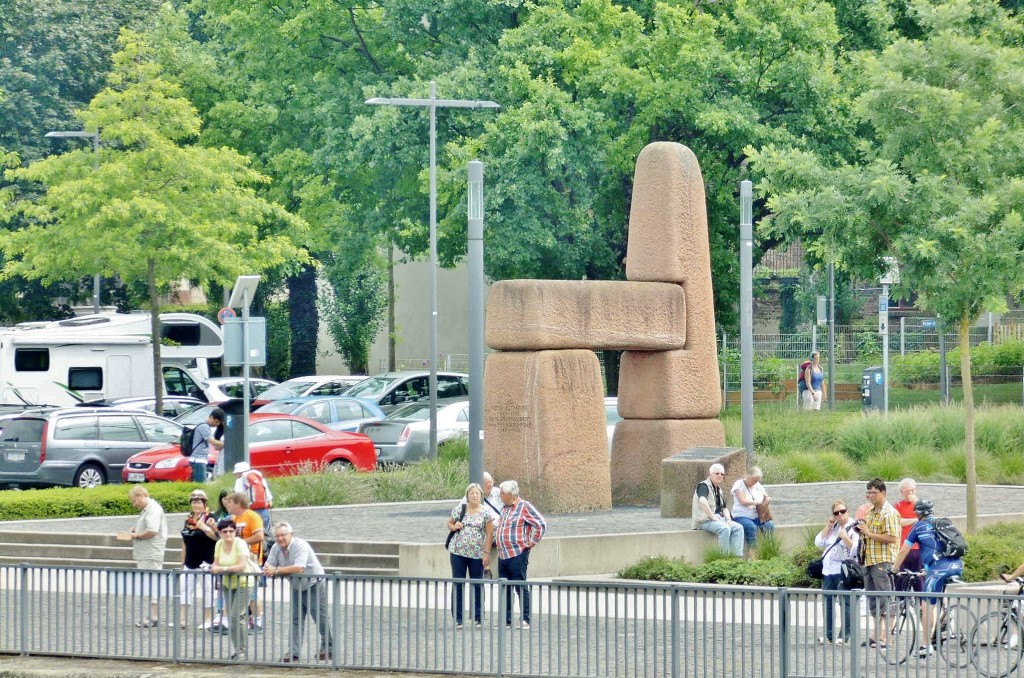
[887,410,936,449]
[861,452,908,483]
[753,531,783,561]
[963,523,1024,582]
[619,555,697,582]
[0,483,201,521]
[835,414,890,461]
[777,451,857,483]
[891,350,941,385]
[930,405,965,449]
[272,464,374,507]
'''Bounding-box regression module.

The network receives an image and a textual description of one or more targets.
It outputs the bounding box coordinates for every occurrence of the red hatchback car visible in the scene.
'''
[122,413,376,483]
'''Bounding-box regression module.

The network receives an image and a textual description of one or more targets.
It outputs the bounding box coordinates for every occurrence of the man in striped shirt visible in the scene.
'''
[496,480,546,630]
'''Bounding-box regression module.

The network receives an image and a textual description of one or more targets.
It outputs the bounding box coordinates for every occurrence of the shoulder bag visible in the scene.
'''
[445,504,467,550]
[806,525,849,580]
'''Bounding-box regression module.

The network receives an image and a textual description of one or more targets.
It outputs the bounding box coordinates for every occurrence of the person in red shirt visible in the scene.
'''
[892,478,922,590]
[496,480,546,630]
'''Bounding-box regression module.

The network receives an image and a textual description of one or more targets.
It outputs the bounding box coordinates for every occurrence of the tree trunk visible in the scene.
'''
[148,259,162,417]
[603,350,621,396]
[288,264,318,377]
[387,245,396,372]
[960,315,977,533]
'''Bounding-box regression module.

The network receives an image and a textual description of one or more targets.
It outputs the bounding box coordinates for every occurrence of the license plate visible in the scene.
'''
[5,452,24,462]
[127,473,146,482]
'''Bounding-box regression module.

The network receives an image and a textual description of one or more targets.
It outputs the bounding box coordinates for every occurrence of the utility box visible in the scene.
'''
[862,367,884,412]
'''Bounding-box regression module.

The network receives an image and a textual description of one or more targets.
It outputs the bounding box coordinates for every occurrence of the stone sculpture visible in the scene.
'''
[484,142,725,512]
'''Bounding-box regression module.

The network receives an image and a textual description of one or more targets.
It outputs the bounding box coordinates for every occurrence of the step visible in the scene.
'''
[0,555,399,577]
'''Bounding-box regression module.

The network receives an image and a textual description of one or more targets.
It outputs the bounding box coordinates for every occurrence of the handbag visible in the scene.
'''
[756,499,773,523]
[840,559,865,589]
[445,504,467,550]
[807,524,850,580]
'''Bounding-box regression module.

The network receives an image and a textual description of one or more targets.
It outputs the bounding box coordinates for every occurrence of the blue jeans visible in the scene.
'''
[498,549,531,624]
[699,519,744,556]
[822,573,853,641]
[450,553,484,624]
[191,461,207,483]
[733,516,775,547]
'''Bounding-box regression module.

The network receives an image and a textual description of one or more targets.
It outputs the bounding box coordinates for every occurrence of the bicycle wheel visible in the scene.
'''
[971,611,1024,678]
[882,603,918,665]
[938,603,977,669]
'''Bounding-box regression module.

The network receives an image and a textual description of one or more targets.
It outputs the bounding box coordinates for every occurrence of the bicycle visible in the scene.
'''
[970,575,1024,678]
[881,570,975,666]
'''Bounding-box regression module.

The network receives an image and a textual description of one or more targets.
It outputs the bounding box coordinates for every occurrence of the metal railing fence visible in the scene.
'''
[3,564,1024,677]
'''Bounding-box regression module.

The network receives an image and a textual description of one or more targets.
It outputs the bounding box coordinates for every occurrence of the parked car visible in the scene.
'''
[256,396,384,432]
[122,413,376,483]
[79,395,206,418]
[605,396,622,454]
[253,375,368,407]
[343,371,469,412]
[357,398,469,465]
[174,403,222,427]
[0,407,182,488]
[201,377,278,403]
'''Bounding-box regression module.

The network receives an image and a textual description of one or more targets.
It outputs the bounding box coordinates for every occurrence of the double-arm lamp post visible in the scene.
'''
[45,130,102,314]
[365,82,499,464]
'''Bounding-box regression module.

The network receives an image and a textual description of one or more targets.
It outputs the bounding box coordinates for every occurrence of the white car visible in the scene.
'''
[357,398,469,465]
[605,396,622,454]
[255,375,368,404]
[201,377,278,402]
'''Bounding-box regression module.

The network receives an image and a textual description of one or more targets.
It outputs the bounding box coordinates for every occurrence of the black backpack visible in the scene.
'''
[179,426,197,457]
[932,517,968,559]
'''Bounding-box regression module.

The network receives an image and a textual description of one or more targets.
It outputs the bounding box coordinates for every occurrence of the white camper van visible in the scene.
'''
[0,312,221,406]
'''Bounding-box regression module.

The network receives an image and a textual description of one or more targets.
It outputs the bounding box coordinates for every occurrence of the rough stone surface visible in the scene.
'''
[659,447,747,520]
[485,280,686,351]
[618,349,722,419]
[619,142,721,418]
[610,418,726,506]
[484,350,612,513]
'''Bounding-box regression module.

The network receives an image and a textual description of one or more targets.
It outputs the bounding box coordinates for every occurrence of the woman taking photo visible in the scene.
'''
[814,501,860,644]
[180,489,218,629]
[446,483,494,629]
[211,517,252,660]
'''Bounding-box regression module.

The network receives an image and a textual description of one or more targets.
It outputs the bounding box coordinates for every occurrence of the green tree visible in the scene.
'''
[0,31,308,411]
[749,0,1024,531]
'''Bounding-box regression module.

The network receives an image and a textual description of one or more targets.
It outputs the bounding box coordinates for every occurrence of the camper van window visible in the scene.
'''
[68,367,103,391]
[162,324,201,346]
[14,349,49,372]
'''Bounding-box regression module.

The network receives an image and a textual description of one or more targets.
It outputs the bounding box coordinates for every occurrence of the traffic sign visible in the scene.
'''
[922,318,937,329]
[217,307,237,325]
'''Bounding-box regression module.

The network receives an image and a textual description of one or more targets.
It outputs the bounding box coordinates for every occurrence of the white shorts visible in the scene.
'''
[181,566,215,607]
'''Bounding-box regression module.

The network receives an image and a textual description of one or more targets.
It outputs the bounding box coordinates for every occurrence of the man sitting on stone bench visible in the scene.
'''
[692,464,744,557]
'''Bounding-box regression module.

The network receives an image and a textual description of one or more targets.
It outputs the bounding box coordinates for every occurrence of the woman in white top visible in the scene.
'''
[730,466,774,548]
[814,500,860,644]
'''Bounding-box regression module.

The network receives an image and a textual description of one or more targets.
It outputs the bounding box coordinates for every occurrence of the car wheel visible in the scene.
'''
[327,459,354,473]
[74,464,106,488]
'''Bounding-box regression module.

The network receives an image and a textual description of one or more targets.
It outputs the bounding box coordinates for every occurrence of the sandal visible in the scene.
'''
[136,619,160,628]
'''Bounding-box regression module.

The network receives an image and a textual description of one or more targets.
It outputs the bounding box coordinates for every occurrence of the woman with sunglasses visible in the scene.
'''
[211,518,252,660]
[814,501,860,644]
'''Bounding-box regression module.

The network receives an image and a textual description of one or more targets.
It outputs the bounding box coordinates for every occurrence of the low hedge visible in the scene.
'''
[619,522,1024,587]
[0,482,221,521]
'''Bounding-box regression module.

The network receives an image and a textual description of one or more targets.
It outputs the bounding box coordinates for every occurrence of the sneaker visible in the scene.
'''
[834,638,845,645]
[211,615,222,627]
[917,645,934,658]
[817,637,829,645]
[230,652,247,661]
[521,621,531,630]
[1011,633,1020,649]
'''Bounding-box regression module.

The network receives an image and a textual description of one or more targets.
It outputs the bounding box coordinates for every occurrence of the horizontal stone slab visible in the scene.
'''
[486,280,686,351]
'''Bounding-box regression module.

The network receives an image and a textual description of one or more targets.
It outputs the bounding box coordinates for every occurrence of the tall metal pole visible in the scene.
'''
[739,181,754,462]
[881,283,890,413]
[467,161,485,486]
[364,85,499,460]
[427,81,439,459]
[939,322,949,404]
[242,288,251,466]
[827,262,835,410]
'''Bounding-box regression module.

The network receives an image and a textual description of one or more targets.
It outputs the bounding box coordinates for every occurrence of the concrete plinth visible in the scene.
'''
[660,447,747,520]
[611,419,726,506]
[485,280,686,351]
[483,350,612,513]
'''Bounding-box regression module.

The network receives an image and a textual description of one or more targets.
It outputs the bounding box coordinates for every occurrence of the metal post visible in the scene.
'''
[988,311,994,344]
[881,283,890,413]
[811,324,817,354]
[739,181,754,461]
[939,324,949,404]
[827,262,835,410]
[242,288,251,465]
[721,331,728,409]
[900,316,905,356]
[467,161,485,486]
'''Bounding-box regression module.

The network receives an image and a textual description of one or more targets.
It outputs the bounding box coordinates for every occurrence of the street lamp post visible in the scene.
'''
[365,82,499,459]
[467,161,485,486]
[45,130,102,315]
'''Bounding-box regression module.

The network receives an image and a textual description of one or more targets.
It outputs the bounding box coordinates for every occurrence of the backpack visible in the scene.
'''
[932,517,968,559]
[245,471,273,510]
[179,426,197,457]
[798,361,812,387]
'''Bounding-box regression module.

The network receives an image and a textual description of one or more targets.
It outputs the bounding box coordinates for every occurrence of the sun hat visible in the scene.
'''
[233,462,251,474]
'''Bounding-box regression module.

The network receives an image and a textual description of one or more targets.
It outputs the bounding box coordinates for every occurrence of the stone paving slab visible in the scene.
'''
[2,482,1023,544]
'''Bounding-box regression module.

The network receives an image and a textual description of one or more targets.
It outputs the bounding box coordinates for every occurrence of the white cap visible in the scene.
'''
[233,462,251,474]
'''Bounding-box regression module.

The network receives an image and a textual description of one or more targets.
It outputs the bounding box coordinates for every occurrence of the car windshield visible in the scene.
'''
[175,404,216,426]
[344,376,396,398]
[258,400,300,414]
[387,402,432,421]
[258,380,311,400]
[0,418,45,443]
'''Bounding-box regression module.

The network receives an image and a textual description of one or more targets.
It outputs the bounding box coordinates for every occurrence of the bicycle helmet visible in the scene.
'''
[914,499,934,518]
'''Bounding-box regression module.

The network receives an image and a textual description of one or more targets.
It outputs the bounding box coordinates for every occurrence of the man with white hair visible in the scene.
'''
[496,480,546,630]
[691,464,744,557]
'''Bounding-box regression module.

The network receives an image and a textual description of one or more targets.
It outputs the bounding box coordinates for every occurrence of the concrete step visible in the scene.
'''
[0,555,399,576]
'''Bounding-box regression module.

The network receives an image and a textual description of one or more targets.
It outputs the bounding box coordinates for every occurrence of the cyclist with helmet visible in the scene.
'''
[891,499,964,658]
